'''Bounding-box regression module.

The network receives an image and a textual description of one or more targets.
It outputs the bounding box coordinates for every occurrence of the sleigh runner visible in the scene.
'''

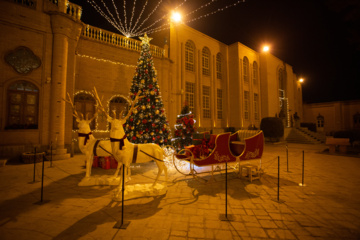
[173,130,264,182]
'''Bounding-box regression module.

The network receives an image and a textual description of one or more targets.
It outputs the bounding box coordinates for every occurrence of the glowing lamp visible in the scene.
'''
[171,12,182,22]
[263,46,270,52]
[299,78,304,83]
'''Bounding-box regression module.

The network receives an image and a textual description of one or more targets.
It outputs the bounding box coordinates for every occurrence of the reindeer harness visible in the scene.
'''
[110,135,127,150]
[78,132,92,145]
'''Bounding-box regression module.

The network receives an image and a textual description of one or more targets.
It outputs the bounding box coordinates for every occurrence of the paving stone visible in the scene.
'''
[247,227,268,238]
[258,219,278,229]
[188,227,205,238]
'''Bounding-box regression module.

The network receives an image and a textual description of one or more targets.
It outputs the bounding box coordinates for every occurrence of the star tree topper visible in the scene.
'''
[139,33,152,46]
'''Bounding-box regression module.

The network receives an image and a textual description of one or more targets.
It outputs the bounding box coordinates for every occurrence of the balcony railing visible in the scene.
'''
[66,1,82,20]
[81,25,165,58]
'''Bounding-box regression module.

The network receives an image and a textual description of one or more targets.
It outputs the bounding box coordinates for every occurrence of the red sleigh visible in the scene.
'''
[173,131,264,182]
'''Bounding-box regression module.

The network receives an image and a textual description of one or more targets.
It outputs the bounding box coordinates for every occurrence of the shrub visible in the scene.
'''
[260,117,284,142]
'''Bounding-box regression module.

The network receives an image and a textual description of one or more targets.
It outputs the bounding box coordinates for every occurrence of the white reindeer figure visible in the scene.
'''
[93,88,168,186]
[64,93,113,179]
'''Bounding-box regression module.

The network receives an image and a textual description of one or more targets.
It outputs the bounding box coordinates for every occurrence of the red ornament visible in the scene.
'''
[152,123,155,127]
[146,128,149,132]
[152,105,155,109]
[149,84,153,88]
[132,136,136,140]
[130,118,134,122]
[142,119,147,124]
[152,137,155,141]
[164,139,168,143]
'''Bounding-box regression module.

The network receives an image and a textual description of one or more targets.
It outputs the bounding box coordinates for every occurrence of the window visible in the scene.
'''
[185,82,195,114]
[244,91,250,120]
[185,41,195,71]
[202,47,210,76]
[217,89,223,119]
[73,93,96,130]
[243,57,249,83]
[254,93,259,120]
[216,53,222,79]
[7,81,39,129]
[203,86,211,118]
[253,61,258,84]
[109,96,128,119]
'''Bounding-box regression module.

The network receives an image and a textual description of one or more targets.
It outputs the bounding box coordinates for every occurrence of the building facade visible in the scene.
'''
[0,0,303,158]
[303,100,360,135]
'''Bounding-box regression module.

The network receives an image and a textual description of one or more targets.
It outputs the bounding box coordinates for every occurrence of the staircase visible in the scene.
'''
[286,127,326,144]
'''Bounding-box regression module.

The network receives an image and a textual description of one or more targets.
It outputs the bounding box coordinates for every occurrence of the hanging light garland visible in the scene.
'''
[85,0,245,38]
[76,52,136,68]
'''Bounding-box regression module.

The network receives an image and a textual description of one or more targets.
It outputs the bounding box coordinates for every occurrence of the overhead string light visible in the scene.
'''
[185,0,219,17]
[99,0,124,31]
[132,0,163,35]
[88,0,124,34]
[128,0,137,30]
[86,0,245,38]
[185,0,245,24]
[123,0,128,32]
[138,0,188,35]
[130,0,148,34]
[145,0,246,36]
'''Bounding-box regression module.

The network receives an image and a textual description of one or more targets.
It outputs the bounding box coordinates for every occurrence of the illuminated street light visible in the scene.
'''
[171,12,182,23]
[263,45,270,52]
[299,78,304,83]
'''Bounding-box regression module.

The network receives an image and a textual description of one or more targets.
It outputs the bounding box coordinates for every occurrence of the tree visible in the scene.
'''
[124,34,171,145]
[172,102,196,152]
[260,117,284,142]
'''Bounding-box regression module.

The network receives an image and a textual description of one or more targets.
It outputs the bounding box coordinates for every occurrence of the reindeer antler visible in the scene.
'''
[92,87,109,119]
[63,92,83,121]
[121,90,144,121]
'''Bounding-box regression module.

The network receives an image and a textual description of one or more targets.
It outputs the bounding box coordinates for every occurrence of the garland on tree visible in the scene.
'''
[172,103,196,152]
[124,34,171,145]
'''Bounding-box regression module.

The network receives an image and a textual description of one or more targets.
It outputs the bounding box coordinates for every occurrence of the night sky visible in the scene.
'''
[71,0,360,103]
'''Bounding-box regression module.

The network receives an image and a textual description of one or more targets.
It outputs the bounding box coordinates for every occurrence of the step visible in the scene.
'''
[47,148,68,155]
[49,153,71,161]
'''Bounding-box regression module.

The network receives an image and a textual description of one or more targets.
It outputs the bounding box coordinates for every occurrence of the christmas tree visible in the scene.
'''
[172,102,196,152]
[124,33,171,146]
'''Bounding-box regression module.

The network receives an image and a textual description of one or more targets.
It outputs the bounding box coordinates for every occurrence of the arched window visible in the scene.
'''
[317,114,324,128]
[109,96,128,119]
[202,47,210,76]
[253,61,258,84]
[243,57,249,83]
[73,93,96,130]
[6,81,39,129]
[216,53,222,79]
[185,41,195,71]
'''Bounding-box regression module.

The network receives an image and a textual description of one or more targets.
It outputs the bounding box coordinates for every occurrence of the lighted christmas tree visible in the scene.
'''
[172,102,196,152]
[124,33,171,146]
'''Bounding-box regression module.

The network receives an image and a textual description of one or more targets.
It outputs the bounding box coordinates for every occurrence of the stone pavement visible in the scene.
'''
[0,143,360,240]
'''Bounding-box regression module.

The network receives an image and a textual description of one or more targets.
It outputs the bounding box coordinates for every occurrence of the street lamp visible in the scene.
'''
[171,12,182,23]
[262,45,270,52]
[299,78,304,83]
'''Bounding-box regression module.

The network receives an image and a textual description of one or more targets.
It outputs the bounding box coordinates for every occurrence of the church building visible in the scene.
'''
[0,0,303,159]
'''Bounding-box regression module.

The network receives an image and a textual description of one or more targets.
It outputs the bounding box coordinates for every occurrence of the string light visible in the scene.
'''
[76,52,136,68]
[85,0,245,38]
